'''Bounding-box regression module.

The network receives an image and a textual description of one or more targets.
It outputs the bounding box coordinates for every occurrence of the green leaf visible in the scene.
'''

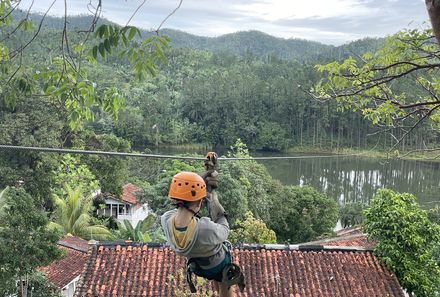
[92,46,98,59]
[128,27,138,41]
[98,43,106,58]
[96,25,107,38]
[104,39,111,54]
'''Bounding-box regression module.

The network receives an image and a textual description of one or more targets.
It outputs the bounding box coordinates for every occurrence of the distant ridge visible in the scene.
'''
[11,11,384,62]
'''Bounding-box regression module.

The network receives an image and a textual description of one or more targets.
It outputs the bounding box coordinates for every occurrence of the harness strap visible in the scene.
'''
[186,261,197,293]
[174,201,201,218]
[185,243,246,293]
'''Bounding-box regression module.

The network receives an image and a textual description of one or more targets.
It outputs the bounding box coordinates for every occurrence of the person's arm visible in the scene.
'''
[206,190,227,223]
[199,216,229,245]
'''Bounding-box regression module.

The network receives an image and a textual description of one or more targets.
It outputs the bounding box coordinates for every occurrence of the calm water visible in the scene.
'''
[257,153,440,207]
[154,148,440,207]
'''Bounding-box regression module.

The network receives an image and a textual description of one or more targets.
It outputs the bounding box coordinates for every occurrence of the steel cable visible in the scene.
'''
[0,144,361,161]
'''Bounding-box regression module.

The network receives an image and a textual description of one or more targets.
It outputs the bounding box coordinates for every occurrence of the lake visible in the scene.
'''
[257,153,440,207]
[154,148,440,207]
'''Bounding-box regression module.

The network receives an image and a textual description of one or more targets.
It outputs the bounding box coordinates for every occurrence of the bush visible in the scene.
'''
[268,185,339,243]
[364,189,440,297]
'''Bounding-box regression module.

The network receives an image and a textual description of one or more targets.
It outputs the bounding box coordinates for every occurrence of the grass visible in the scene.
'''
[286,146,440,161]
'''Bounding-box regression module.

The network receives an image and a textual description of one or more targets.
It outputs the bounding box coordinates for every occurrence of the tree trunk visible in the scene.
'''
[426,0,440,45]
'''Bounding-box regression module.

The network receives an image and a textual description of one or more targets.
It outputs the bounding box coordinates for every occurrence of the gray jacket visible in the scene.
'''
[161,192,229,269]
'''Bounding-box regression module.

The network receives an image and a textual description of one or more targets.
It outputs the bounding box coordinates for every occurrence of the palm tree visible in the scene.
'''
[51,186,111,240]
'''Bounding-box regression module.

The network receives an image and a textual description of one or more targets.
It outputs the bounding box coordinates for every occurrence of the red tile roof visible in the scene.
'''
[121,183,141,205]
[59,234,90,252]
[75,243,404,297]
[40,244,89,289]
[326,236,376,249]
[300,228,376,250]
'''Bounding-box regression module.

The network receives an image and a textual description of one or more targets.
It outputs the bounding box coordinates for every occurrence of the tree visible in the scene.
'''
[364,189,440,297]
[52,154,100,198]
[268,185,339,243]
[51,186,111,240]
[426,0,440,45]
[229,211,276,244]
[0,0,178,129]
[313,28,440,153]
[0,187,62,296]
[82,133,131,195]
[339,202,365,228]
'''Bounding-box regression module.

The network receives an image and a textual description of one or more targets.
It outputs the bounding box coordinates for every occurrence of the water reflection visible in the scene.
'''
[259,155,440,206]
[152,147,439,206]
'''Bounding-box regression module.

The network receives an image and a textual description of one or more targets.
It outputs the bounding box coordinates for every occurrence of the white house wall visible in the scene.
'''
[118,204,150,227]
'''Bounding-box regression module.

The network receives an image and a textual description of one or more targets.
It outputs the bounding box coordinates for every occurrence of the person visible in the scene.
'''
[161,171,235,297]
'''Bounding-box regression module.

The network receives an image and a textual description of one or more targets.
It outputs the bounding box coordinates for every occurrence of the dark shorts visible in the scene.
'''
[192,251,232,282]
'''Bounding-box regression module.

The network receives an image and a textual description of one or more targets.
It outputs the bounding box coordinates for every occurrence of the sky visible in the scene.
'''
[18,0,430,45]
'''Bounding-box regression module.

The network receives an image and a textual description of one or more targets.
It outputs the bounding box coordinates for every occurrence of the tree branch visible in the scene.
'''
[125,0,149,27]
[389,104,440,151]
[0,0,21,22]
[155,0,183,34]
[9,0,56,60]
[0,0,34,43]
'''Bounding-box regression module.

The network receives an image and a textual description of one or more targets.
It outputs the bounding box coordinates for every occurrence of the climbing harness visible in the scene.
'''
[186,242,246,293]
[221,241,245,292]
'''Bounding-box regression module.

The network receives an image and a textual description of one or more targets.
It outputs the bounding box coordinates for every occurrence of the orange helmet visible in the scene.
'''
[168,172,207,202]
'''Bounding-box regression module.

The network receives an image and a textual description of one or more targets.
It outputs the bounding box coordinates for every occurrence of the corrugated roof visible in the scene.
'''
[75,243,404,297]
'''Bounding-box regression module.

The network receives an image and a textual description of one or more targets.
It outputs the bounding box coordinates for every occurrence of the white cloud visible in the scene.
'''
[233,0,378,21]
[15,0,430,45]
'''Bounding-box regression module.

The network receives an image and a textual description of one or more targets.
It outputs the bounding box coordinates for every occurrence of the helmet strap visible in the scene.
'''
[174,201,201,218]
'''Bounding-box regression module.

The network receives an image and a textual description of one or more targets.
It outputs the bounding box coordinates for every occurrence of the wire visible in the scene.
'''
[0,144,360,161]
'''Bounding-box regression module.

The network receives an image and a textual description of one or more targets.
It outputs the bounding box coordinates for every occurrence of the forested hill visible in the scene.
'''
[13,11,383,62]
[158,29,333,61]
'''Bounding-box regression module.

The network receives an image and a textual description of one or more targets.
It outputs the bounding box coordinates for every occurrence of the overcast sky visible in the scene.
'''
[18,0,430,45]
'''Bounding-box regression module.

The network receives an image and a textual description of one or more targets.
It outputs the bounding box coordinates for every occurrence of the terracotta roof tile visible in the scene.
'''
[75,243,404,297]
[40,245,89,289]
[121,183,141,205]
[326,236,376,249]
[59,235,90,252]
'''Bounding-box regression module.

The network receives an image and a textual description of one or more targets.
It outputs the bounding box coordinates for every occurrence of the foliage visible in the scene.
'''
[0,3,171,129]
[0,271,62,297]
[229,211,276,244]
[339,202,366,228]
[314,28,440,148]
[140,158,202,215]
[51,186,112,240]
[0,187,62,296]
[268,185,339,243]
[52,154,100,198]
[167,268,217,297]
[0,95,65,205]
[4,13,436,152]
[81,133,131,195]
[115,214,156,243]
[364,189,440,297]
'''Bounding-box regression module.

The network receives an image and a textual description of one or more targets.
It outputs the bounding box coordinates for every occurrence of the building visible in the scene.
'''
[39,235,90,297]
[74,242,404,297]
[98,183,150,227]
[298,227,376,249]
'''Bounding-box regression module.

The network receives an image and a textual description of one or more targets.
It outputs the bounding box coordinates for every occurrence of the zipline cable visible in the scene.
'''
[0,144,362,161]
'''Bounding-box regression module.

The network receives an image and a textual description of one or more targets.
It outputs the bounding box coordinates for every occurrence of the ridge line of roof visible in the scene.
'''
[58,241,89,253]
[91,241,373,252]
